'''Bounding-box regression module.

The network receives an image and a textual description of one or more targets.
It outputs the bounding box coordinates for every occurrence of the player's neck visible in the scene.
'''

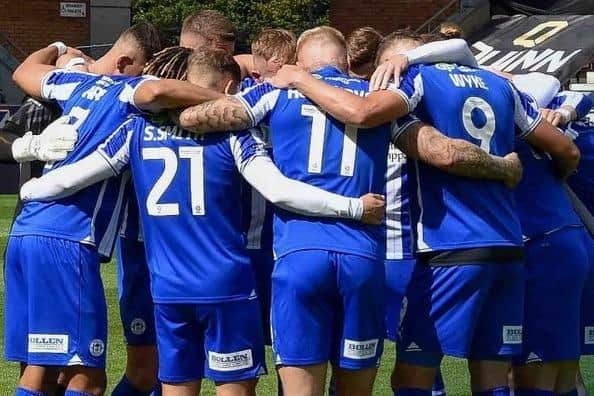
[88,54,116,75]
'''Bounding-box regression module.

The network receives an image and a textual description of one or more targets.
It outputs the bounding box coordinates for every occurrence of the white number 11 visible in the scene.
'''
[301,104,358,177]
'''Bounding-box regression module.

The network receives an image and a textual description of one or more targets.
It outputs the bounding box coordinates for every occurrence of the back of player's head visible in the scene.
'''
[375,28,424,66]
[187,48,241,94]
[252,29,297,64]
[143,46,193,80]
[102,22,163,76]
[346,27,383,79]
[296,26,348,73]
[117,22,163,64]
[439,22,464,39]
[250,28,297,80]
[180,10,237,54]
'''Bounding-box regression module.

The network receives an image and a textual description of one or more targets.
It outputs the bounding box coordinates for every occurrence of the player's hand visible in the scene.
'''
[12,116,78,163]
[370,54,409,91]
[359,193,386,225]
[266,65,307,89]
[502,152,523,189]
[540,108,566,127]
[19,178,38,201]
[66,46,83,57]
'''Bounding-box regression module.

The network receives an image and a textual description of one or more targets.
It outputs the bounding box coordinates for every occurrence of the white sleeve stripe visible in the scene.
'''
[123,76,159,112]
[96,150,120,176]
[394,89,414,113]
[233,94,257,126]
[236,89,281,126]
[518,112,543,139]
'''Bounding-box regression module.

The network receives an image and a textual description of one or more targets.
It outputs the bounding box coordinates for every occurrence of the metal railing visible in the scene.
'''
[415,0,463,34]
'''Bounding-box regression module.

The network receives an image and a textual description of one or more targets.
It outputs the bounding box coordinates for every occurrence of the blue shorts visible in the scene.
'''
[397,260,524,366]
[4,235,107,368]
[154,299,267,383]
[248,249,274,345]
[515,227,590,364]
[385,258,416,342]
[271,250,385,370]
[581,233,594,356]
[117,237,156,346]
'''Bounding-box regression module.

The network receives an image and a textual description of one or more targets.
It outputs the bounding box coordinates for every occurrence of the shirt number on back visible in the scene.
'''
[301,104,358,177]
[462,97,496,153]
[143,147,205,216]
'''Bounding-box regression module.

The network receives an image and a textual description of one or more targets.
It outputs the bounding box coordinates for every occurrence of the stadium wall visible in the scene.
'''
[330,0,459,34]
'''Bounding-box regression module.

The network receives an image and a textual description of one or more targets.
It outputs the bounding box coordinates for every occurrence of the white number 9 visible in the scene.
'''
[462,97,496,153]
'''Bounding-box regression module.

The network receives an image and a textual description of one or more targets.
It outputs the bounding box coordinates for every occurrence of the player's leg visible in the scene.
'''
[272,250,336,396]
[512,229,589,395]
[468,260,525,395]
[332,253,385,396]
[153,303,203,396]
[20,236,107,395]
[201,298,266,396]
[113,237,159,396]
[396,262,493,395]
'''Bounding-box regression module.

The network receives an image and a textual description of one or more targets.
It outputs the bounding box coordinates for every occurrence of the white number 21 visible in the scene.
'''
[301,104,358,177]
[143,147,205,217]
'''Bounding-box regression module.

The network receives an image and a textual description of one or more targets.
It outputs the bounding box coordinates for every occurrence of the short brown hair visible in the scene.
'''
[296,26,346,56]
[187,48,241,84]
[181,10,237,44]
[119,22,163,62]
[252,29,297,64]
[346,27,383,69]
[375,28,423,65]
[439,22,464,39]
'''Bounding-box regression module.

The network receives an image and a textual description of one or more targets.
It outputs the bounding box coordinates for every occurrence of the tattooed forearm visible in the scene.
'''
[397,123,522,187]
[176,96,253,134]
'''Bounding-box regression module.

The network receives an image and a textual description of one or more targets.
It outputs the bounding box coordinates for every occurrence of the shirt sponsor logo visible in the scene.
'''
[130,318,146,336]
[503,326,523,345]
[208,349,254,372]
[89,339,105,357]
[28,334,69,354]
[585,326,594,345]
[343,338,379,360]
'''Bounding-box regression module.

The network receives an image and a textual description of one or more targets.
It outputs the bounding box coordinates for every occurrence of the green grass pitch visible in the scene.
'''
[0,195,592,394]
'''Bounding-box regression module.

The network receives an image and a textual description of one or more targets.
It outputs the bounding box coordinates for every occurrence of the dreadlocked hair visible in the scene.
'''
[143,46,193,80]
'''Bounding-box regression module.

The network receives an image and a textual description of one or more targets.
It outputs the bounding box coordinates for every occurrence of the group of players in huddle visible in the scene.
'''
[2,8,594,396]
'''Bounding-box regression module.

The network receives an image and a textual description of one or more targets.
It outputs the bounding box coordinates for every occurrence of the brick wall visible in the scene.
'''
[330,0,458,35]
[0,0,90,59]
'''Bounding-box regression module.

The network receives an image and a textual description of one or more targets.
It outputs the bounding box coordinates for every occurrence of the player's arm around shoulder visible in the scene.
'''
[233,130,385,224]
[395,118,523,188]
[13,42,82,99]
[20,118,136,202]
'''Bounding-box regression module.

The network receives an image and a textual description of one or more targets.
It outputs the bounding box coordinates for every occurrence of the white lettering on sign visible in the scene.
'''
[60,2,87,18]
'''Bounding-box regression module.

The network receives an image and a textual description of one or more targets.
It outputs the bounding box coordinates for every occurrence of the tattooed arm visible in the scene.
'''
[174,96,254,133]
[396,121,523,188]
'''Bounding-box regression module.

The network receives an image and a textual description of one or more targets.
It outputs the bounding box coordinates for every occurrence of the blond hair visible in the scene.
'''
[251,28,297,64]
[296,26,346,56]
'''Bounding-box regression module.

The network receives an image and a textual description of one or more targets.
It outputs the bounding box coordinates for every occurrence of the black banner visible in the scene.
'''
[471,15,594,83]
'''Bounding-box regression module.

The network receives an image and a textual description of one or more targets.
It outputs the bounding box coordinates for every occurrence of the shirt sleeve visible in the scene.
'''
[40,69,94,109]
[390,113,422,142]
[549,91,593,120]
[96,118,135,175]
[234,82,281,127]
[388,66,424,113]
[511,73,561,108]
[229,129,269,173]
[406,39,478,68]
[116,76,160,116]
[510,83,543,139]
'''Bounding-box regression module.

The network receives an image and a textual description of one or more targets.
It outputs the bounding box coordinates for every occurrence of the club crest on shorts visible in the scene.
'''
[208,349,254,371]
[130,318,147,335]
[89,339,105,357]
[28,334,69,354]
[343,338,379,360]
[502,326,522,344]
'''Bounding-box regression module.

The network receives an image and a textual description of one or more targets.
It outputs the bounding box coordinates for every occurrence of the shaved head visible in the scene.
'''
[296,26,348,73]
